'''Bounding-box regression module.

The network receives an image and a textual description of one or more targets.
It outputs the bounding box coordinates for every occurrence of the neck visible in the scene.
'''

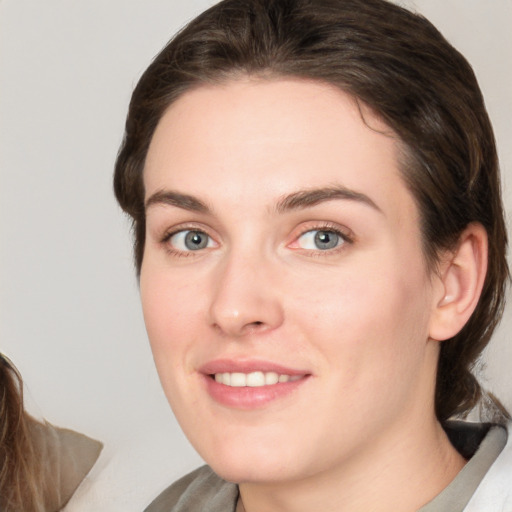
[238,417,465,512]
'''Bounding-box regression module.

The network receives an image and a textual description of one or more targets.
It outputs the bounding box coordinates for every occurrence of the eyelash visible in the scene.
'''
[159,222,354,258]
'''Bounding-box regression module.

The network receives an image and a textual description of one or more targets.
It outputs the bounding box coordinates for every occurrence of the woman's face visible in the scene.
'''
[140,79,443,484]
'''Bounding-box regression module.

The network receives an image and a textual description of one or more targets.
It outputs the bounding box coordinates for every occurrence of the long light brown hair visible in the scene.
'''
[0,355,49,512]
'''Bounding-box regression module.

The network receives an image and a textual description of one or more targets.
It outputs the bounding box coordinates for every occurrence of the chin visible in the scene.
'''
[208,458,294,485]
[195,435,310,485]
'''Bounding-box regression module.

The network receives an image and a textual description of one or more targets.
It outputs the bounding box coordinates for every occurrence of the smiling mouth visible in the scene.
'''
[212,371,304,387]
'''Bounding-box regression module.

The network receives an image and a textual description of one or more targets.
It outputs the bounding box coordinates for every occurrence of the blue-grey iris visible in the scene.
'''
[315,231,339,250]
[184,231,209,250]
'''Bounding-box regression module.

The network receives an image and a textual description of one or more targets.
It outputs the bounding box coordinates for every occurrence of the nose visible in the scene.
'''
[208,251,284,337]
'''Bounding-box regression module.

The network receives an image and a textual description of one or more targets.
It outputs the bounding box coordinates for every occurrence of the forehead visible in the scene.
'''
[143,78,418,225]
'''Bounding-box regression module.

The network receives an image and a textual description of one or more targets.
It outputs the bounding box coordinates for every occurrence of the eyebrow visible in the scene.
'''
[275,186,382,214]
[145,190,210,213]
[145,185,382,215]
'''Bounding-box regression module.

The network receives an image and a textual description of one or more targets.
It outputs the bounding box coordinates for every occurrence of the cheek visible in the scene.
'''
[289,251,433,376]
[139,266,211,421]
[140,265,203,368]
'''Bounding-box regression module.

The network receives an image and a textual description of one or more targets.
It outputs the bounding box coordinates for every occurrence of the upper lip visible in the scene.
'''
[199,359,310,376]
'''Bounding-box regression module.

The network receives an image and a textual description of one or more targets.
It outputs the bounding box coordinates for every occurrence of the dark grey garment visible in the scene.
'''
[144,422,507,512]
[144,466,238,512]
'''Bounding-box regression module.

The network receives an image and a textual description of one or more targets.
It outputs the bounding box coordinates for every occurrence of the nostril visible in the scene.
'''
[244,321,267,333]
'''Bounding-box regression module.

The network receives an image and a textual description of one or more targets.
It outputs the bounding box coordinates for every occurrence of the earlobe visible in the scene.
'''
[429,223,488,342]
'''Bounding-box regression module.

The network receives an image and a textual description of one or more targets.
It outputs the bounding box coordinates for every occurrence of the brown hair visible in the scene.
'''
[0,355,46,512]
[114,0,509,422]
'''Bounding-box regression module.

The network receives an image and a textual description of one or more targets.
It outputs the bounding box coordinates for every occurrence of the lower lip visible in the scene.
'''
[203,375,309,409]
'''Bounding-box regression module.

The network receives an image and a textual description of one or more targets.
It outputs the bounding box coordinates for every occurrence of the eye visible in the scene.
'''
[167,230,214,252]
[295,229,345,251]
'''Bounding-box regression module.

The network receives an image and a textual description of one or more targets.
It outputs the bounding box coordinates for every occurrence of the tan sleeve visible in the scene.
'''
[29,420,103,511]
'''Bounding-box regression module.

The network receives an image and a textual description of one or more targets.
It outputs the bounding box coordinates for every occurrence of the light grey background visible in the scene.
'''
[0,0,510,509]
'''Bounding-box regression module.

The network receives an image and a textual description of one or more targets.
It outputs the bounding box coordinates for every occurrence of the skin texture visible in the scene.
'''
[140,79,484,512]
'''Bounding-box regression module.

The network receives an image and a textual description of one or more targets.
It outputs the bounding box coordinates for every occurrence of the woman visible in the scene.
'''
[0,354,102,511]
[114,0,510,510]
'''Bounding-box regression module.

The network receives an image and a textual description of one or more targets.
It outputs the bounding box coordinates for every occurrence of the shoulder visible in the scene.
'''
[144,466,238,512]
[464,422,512,511]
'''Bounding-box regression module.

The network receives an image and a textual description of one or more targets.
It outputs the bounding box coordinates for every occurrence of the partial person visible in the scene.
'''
[0,354,102,512]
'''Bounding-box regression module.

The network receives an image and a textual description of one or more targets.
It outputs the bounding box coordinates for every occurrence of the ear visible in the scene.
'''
[429,223,488,342]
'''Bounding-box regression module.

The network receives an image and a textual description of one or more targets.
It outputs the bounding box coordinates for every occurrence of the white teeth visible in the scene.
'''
[230,372,246,387]
[246,371,264,387]
[265,372,279,385]
[213,371,301,387]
